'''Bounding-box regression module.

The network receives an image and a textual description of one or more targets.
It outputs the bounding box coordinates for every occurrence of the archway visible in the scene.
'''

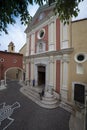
[4,67,24,85]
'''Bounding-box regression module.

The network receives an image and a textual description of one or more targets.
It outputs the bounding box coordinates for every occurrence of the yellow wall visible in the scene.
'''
[68,19,87,101]
[19,44,26,71]
[6,69,22,80]
[19,44,26,56]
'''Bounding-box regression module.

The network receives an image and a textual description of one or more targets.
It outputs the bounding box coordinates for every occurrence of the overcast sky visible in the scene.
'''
[0,0,87,52]
[0,4,39,52]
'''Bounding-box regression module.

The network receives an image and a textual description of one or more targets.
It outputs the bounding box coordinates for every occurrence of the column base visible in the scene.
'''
[47,85,54,95]
[61,87,68,102]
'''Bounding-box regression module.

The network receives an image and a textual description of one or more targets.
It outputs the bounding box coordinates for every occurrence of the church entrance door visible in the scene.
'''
[38,66,45,86]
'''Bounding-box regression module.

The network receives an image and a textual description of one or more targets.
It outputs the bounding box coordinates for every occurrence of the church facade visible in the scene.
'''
[25,3,87,103]
[25,3,73,102]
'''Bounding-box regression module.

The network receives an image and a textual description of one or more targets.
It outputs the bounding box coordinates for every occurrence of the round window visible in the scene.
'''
[37,29,45,39]
[74,53,86,63]
[40,31,44,38]
[0,58,4,62]
[77,54,85,61]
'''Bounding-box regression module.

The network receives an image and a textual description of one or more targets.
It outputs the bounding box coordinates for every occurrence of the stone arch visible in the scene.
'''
[4,67,24,85]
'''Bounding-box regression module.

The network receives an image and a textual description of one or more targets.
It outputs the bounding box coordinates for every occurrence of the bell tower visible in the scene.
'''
[8,42,15,53]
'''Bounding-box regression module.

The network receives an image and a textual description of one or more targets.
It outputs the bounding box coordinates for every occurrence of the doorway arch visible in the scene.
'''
[4,67,24,85]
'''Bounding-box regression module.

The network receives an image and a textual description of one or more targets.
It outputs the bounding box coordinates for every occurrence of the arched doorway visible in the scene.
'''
[4,67,24,85]
[38,66,46,86]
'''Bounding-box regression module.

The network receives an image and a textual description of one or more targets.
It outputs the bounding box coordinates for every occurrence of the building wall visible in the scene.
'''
[68,19,87,101]
[0,51,23,80]
[19,44,26,73]
[19,44,26,56]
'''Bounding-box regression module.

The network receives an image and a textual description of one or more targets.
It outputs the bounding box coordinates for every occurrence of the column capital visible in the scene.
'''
[62,54,70,63]
[49,56,55,64]
[30,58,34,64]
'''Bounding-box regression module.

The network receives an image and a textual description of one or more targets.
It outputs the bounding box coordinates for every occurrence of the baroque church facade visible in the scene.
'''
[25,3,87,104]
[25,3,72,102]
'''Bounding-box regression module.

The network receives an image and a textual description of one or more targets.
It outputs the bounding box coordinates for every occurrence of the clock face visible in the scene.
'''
[39,13,45,21]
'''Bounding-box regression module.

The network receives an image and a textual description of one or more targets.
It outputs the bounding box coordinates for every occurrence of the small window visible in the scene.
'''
[11,46,13,50]
[77,54,85,61]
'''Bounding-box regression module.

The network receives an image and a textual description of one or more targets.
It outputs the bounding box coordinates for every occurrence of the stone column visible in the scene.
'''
[34,64,38,86]
[61,54,69,101]
[30,59,34,86]
[25,34,30,85]
[25,59,29,85]
[31,33,35,55]
[48,56,54,94]
[48,17,56,51]
[26,34,30,56]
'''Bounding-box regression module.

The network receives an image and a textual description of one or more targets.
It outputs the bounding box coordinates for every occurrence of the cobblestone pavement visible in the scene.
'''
[0,81,71,130]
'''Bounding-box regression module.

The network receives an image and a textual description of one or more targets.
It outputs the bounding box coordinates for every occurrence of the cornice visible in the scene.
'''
[32,3,55,22]
[27,15,58,36]
[25,3,56,33]
[25,48,74,59]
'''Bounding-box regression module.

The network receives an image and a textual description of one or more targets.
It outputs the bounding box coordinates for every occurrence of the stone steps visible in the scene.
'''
[25,87,40,98]
[42,92,58,104]
[20,86,40,100]
[20,86,60,109]
[42,96,57,101]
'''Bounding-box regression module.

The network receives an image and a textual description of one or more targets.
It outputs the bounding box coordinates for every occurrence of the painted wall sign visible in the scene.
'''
[0,102,20,130]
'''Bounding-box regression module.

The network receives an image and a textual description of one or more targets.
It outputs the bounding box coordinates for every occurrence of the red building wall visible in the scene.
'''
[35,25,48,53]
[0,51,23,80]
[56,18,60,51]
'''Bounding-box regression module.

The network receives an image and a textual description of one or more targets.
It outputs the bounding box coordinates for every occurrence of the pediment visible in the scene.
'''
[25,3,55,33]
